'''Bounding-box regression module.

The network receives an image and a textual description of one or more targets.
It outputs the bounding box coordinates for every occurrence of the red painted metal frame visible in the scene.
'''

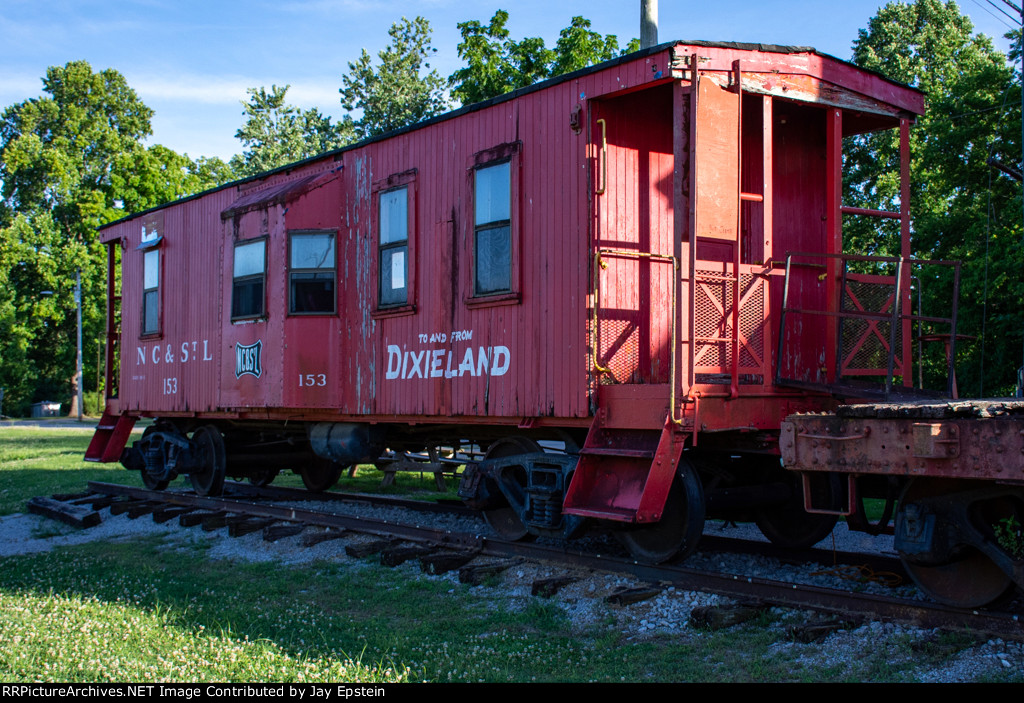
[670,43,925,116]
[837,271,902,378]
[899,119,913,386]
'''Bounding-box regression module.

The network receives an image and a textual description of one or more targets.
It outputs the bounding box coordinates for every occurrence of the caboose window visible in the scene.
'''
[142,248,159,335]
[378,186,408,306]
[232,239,266,320]
[474,161,511,295]
[288,232,336,314]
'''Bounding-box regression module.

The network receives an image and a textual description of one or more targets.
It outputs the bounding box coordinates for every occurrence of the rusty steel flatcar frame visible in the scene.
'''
[781,407,1024,485]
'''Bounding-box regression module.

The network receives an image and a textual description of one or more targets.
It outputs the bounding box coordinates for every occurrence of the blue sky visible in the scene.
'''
[0,1,1017,162]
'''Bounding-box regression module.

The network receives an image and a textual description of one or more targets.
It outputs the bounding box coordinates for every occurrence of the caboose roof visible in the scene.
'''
[100,38,923,234]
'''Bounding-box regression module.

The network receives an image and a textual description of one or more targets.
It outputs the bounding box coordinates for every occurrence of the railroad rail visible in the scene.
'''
[36,482,1024,641]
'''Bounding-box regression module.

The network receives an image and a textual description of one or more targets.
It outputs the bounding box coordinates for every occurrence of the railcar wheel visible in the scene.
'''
[138,426,170,490]
[616,458,705,564]
[481,437,541,542]
[189,425,226,497]
[754,465,840,549]
[897,479,1014,608]
[142,470,170,491]
[300,456,344,492]
[248,469,279,487]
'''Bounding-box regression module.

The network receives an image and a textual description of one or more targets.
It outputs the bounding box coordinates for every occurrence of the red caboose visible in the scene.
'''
[87,40,929,561]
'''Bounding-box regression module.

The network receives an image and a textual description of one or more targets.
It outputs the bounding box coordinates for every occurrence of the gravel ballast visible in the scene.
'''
[1,495,1021,682]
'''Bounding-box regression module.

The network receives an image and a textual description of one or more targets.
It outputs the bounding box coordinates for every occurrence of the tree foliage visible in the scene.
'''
[449,11,554,105]
[189,155,236,193]
[846,0,1022,395]
[550,16,638,77]
[449,11,640,105]
[0,61,210,415]
[0,61,154,232]
[230,85,354,177]
[340,17,448,139]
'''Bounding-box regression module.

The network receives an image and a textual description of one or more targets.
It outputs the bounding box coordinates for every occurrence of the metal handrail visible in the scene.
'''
[775,251,961,399]
[591,248,683,424]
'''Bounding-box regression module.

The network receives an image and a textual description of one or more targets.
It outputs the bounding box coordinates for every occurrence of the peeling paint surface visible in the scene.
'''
[100,43,923,431]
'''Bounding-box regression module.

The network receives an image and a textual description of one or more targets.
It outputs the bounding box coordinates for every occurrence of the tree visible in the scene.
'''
[0,61,206,415]
[0,214,58,414]
[449,10,554,105]
[230,85,353,177]
[340,17,449,139]
[846,0,1022,395]
[449,12,640,105]
[1,61,154,233]
[190,155,236,193]
[550,16,638,77]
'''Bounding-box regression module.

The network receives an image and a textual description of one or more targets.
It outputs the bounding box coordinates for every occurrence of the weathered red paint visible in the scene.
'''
[90,41,926,522]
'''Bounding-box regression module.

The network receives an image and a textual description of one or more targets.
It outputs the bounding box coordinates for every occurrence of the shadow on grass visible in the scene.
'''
[0,532,661,682]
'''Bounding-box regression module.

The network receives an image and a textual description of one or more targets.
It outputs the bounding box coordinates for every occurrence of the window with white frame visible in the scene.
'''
[473,160,511,295]
[232,239,266,319]
[142,248,159,334]
[378,186,408,307]
[139,222,162,336]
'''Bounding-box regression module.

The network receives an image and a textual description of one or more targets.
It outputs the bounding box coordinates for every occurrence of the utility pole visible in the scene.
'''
[75,268,83,421]
[641,0,658,49]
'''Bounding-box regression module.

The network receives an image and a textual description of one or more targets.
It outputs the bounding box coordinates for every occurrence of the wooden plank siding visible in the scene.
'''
[98,42,925,433]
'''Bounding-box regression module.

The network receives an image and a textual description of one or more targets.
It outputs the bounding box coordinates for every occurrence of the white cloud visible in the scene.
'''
[126,73,343,111]
[281,82,345,109]
[0,74,46,97]
[127,74,253,105]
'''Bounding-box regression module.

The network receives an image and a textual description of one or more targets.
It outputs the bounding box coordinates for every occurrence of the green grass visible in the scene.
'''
[0,540,827,683]
[0,428,1016,683]
[274,464,463,502]
[0,427,146,515]
[0,426,458,517]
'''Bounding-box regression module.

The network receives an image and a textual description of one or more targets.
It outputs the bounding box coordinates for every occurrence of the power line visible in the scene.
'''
[971,0,1018,30]
[986,0,1020,25]
[997,0,1022,17]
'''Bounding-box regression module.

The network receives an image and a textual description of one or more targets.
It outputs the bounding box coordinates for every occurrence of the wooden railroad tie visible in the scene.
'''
[263,523,306,542]
[151,506,194,524]
[531,576,577,598]
[689,603,766,631]
[126,501,162,519]
[51,491,94,502]
[458,559,520,586]
[27,496,101,529]
[179,510,227,528]
[87,495,117,510]
[200,512,232,531]
[605,585,663,606]
[380,544,435,567]
[301,527,347,547]
[109,498,148,516]
[419,551,478,575]
[345,538,393,559]
[69,493,106,506]
[227,517,278,537]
